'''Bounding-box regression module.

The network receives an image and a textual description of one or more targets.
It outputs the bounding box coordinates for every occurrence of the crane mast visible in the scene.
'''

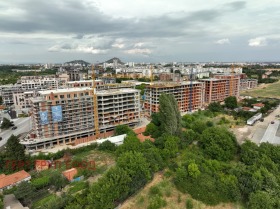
[92,64,100,138]
[150,65,153,84]
[229,64,235,96]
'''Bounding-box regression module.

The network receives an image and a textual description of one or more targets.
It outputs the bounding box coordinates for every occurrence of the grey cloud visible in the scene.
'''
[226,1,246,10]
[0,0,236,40]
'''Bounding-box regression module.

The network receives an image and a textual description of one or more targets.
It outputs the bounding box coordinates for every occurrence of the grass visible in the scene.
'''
[241,80,280,98]
[68,181,88,194]
[32,194,57,209]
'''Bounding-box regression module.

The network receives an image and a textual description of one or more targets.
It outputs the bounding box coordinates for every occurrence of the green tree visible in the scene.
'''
[208,102,223,112]
[115,124,135,136]
[199,127,238,161]
[117,151,151,194]
[116,135,142,156]
[5,135,26,170]
[159,94,181,136]
[162,135,179,159]
[14,181,35,206]
[49,171,68,191]
[224,96,238,109]
[88,167,131,209]
[98,140,116,152]
[0,117,13,129]
[187,163,200,178]
[248,191,274,209]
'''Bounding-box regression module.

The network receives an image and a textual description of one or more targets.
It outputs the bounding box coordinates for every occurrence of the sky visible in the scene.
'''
[0,0,280,64]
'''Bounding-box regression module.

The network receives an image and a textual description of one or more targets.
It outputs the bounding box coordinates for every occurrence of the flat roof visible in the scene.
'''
[199,78,226,81]
[66,80,102,84]
[38,87,139,96]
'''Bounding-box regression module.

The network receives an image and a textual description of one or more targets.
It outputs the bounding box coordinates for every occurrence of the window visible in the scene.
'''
[67,94,70,98]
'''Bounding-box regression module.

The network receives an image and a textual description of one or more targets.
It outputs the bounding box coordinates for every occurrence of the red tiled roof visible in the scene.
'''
[137,133,155,142]
[253,103,265,107]
[134,127,146,135]
[62,168,78,181]
[242,107,252,111]
[0,170,30,189]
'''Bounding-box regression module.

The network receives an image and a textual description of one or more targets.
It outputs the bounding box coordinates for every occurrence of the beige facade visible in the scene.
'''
[144,81,204,115]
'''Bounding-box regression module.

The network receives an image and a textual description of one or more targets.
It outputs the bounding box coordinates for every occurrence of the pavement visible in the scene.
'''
[3,194,29,209]
[260,120,280,144]
[234,104,280,144]
[0,115,32,148]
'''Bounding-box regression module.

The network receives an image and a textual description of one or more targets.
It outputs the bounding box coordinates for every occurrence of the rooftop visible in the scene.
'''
[38,87,139,95]
[0,170,31,189]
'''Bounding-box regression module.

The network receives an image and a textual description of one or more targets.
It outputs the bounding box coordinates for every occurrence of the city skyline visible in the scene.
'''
[1,0,280,63]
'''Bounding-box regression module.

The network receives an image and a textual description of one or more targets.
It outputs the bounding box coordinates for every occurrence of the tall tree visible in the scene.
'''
[159,94,181,136]
[0,117,13,129]
[199,127,238,161]
[224,96,238,109]
[5,135,25,162]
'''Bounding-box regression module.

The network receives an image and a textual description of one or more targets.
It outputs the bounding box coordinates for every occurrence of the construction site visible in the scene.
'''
[21,66,141,150]
[21,87,140,150]
[20,64,242,150]
[143,81,204,115]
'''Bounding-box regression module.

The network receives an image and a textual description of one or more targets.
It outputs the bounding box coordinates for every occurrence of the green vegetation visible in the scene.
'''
[0,117,13,129]
[0,65,57,85]
[241,80,280,99]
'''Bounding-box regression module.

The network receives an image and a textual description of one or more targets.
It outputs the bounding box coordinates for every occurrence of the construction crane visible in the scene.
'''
[150,65,153,84]
[91,64,100,139]
[189,68,193,112]
[229,64,235,96]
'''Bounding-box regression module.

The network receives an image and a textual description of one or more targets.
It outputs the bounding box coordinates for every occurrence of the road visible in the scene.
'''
[260,120,280,144]
[0,116,32,147]
[233,104,280,144]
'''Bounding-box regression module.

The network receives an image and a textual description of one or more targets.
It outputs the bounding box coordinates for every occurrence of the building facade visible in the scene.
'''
[143,81,204,115]
[199,78,227,104]
[22,87,140,150]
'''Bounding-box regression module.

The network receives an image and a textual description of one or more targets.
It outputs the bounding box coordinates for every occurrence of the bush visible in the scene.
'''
[148,195,167,209]
[186,199,193,209]
[98,140,116,152]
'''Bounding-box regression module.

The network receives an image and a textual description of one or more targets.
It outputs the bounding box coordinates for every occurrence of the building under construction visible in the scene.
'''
[213,74,240,98]
[199,78,227,104]
[143,81,204,115]
[22,87,140,150]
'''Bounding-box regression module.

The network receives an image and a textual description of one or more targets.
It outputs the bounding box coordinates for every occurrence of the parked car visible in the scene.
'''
[260,118,264,122]
[0,137,2,141]
[271,121,275,124]
[11,126,17,130]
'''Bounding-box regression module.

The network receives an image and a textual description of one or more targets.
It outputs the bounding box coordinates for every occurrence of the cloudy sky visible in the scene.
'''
[0,0,279,63]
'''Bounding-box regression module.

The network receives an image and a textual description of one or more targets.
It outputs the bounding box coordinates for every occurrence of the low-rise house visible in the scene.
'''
[0,170,31,191]
[252,103,265,110]
[62,168,78,182]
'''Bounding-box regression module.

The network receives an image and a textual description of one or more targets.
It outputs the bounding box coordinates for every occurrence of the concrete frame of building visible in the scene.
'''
[22,87,140,150]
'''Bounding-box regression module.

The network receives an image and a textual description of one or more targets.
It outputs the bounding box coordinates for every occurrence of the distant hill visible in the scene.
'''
[103,57,124,65]
[65,60,90,66]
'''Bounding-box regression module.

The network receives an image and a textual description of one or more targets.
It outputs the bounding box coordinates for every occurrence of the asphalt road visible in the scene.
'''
[0,116,32,148]
[260,120,280,144]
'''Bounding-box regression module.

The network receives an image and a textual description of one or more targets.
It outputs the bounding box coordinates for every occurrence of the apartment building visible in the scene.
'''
[22,87,140,150]
[0,84,22,105]
[240,79,258,91]
[13,90,39,110]
[20,76,59,90]
[199,78,227,104]
[213,74,240,98]
[143,81,204,115]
